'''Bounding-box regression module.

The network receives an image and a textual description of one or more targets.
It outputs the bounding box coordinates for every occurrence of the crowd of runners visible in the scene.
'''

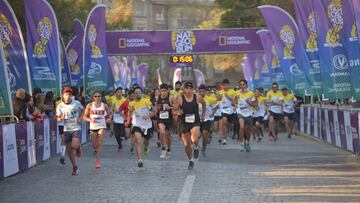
[55,79,301,175]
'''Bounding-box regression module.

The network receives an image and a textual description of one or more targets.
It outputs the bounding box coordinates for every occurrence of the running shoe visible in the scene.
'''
[218,139,222,144]
[240,143,245,152]
[188,160,194,170]
[193,148,200,160]
[138,159,144,168]
[93,150,97,156]
[76,147,82,157]
[59,157,65,165]
[165,151,171,159]
[245,142,251,152]
[72,166,79,176]
[273,133,278,142]
[160,150,166,159]
[201,150,207,157]
[268,133,274,141]
[144,146,150,155]
[130,148,134,155]
[257,136,262,142]
[95,160,101,169]
[288,133,292,139]
[222,139,227,145]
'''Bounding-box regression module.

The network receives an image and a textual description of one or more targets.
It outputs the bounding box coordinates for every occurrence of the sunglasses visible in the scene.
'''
[93,95,101,98]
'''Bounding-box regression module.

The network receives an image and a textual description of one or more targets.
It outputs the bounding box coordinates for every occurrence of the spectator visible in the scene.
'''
[44,91,55,118]
[33,87,50,114]
[12,88,27,121]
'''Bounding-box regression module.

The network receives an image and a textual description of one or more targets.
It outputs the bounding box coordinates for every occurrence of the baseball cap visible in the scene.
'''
[184,81,193,88]
[222,79,230,84]
[62,87,73,94]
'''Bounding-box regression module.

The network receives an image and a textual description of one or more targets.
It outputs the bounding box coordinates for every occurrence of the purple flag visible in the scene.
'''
[259,5,307,95]
[294,0,322,95]
[24,0,61,96]
[67,19,84,87]
[137,63,148,89]
[108,56,122,88]
[60,36,71,87]
[194,69,205,88]
[0,0,32,96]
[173,68,182,87]
[83,5,109,95]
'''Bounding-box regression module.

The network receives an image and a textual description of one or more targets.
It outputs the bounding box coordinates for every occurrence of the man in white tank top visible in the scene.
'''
[83,91,111,169]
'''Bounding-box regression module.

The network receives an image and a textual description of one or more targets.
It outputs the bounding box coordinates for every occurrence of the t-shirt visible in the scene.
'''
[56,100,83,132]
[282,93,297,113]
[218,89,236,114]
[253,96,267,117]
[112,97,129,124]
[129,98,152,129]
[56,100,64,126]
[200,95,217,121]
[236,90,255,117]
[170,90,183,98]
[266,90,283,114]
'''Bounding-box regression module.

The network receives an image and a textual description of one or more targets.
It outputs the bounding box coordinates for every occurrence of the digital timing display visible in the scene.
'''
[169,55,193,63]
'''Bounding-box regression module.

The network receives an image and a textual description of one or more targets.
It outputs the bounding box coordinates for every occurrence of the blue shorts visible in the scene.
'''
[64,131,80,144]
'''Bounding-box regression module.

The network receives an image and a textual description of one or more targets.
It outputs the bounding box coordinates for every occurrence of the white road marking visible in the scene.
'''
[176,175,196,203]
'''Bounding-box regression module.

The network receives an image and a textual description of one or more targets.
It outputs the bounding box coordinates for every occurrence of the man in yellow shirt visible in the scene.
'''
[266,83,284,141]
[218,79,237,145]
[234,79,255,152]
[282,87,297,138]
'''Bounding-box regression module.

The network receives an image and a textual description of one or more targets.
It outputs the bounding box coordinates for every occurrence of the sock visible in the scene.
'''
[167,148,170,152]
[61,145,66,157]
[190,158,194,162]
[162,147,166,151]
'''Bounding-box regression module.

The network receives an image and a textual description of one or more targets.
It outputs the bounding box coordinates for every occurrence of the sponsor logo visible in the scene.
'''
[171,31,196,54]
[280,25,295,59]
[33,17,52,58]
[67,49,80,74]
[88,24,102,58]
[325,0,343,47]
[33,66,56,80]
[219,35,250,46]
[306,12,318,52]
[290,63,303,76]
[88,62,102,78]
[119,38,150,48]
[333,54,348,70]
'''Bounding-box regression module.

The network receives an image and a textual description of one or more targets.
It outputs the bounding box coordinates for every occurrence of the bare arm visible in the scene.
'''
[82,104,93,123]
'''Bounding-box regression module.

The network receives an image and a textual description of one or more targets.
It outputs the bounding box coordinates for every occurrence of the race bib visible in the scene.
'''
[185,114,195,123]
[159,111,169,119]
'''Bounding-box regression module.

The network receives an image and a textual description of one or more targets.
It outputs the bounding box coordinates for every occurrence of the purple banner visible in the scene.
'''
[194,69,205,88]
[60,36,71,87]
[351,112,360,155]
[50,119,57,157]
[67,20,84,87]
[109,56,122,88]
[24,0,61,96]
[0,0,31,96]
[173,68,182,87]
[34,121,44,162]
[338,110,347,150]
[137,63,148,89]
[106,28,263,55]
[0,125,3,178]
[15,122,28,172]
[83,5,109,95]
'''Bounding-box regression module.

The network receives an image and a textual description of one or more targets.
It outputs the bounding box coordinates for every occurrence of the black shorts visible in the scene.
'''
[58,126,64,134]
[253,116,264,125]
[64,131,80,144]
[284,112,295,120]
[200,121,212,132]
[269,111,283,121]
[237,115,253,125]
[214,116,222,121]
[158,119,172,130]
[90,128,105,133]
[131,126,153,140]
[113,123,125,138]
[180,123,200,134]
[221,113,233,120]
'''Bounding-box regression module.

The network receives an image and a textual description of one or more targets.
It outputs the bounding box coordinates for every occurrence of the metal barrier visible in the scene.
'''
[300,104,360,155]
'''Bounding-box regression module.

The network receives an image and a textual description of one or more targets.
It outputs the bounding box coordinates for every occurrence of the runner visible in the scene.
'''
[213,88,222,142]
[174,81,206,170]
[126,86,156,167]
[111,87,129,152]
[151,88,161,148]
[83,91,111,168]
[56,87,84,175]
[234,79,255,152]
[266,83,284,141]
[126,89,136,154]
[171,81,183,139]
[157,83,175,159]
[282,87,297,138]
[198,85,217,156]
[253,88,267,142]
[56,97,66,165]
[218,79,236,145]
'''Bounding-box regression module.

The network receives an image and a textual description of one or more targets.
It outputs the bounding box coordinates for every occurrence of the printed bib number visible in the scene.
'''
[159,111,169,119]
[185,114,195,123]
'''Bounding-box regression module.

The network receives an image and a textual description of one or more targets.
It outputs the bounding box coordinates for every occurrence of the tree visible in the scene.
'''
[106,0,133,30]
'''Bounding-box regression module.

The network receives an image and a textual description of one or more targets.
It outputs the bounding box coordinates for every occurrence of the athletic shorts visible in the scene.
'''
[113,123,125,138]
[58,126,64,135]
[90,128,106,133]
[284,112,295,121]
[269,111,283,121]
[200,121,212,133]
[64,130,80,144]
[131,126,153,140]
[214,116,222,121]
[158,119,173,130]
[180,123,200,134]
[253,116,264,125]
[237,114,253,125]
[221,113,233,120]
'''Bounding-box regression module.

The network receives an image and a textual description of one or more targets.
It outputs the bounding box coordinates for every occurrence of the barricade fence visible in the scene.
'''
[300,105,360,155]
[0,118,90,178]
